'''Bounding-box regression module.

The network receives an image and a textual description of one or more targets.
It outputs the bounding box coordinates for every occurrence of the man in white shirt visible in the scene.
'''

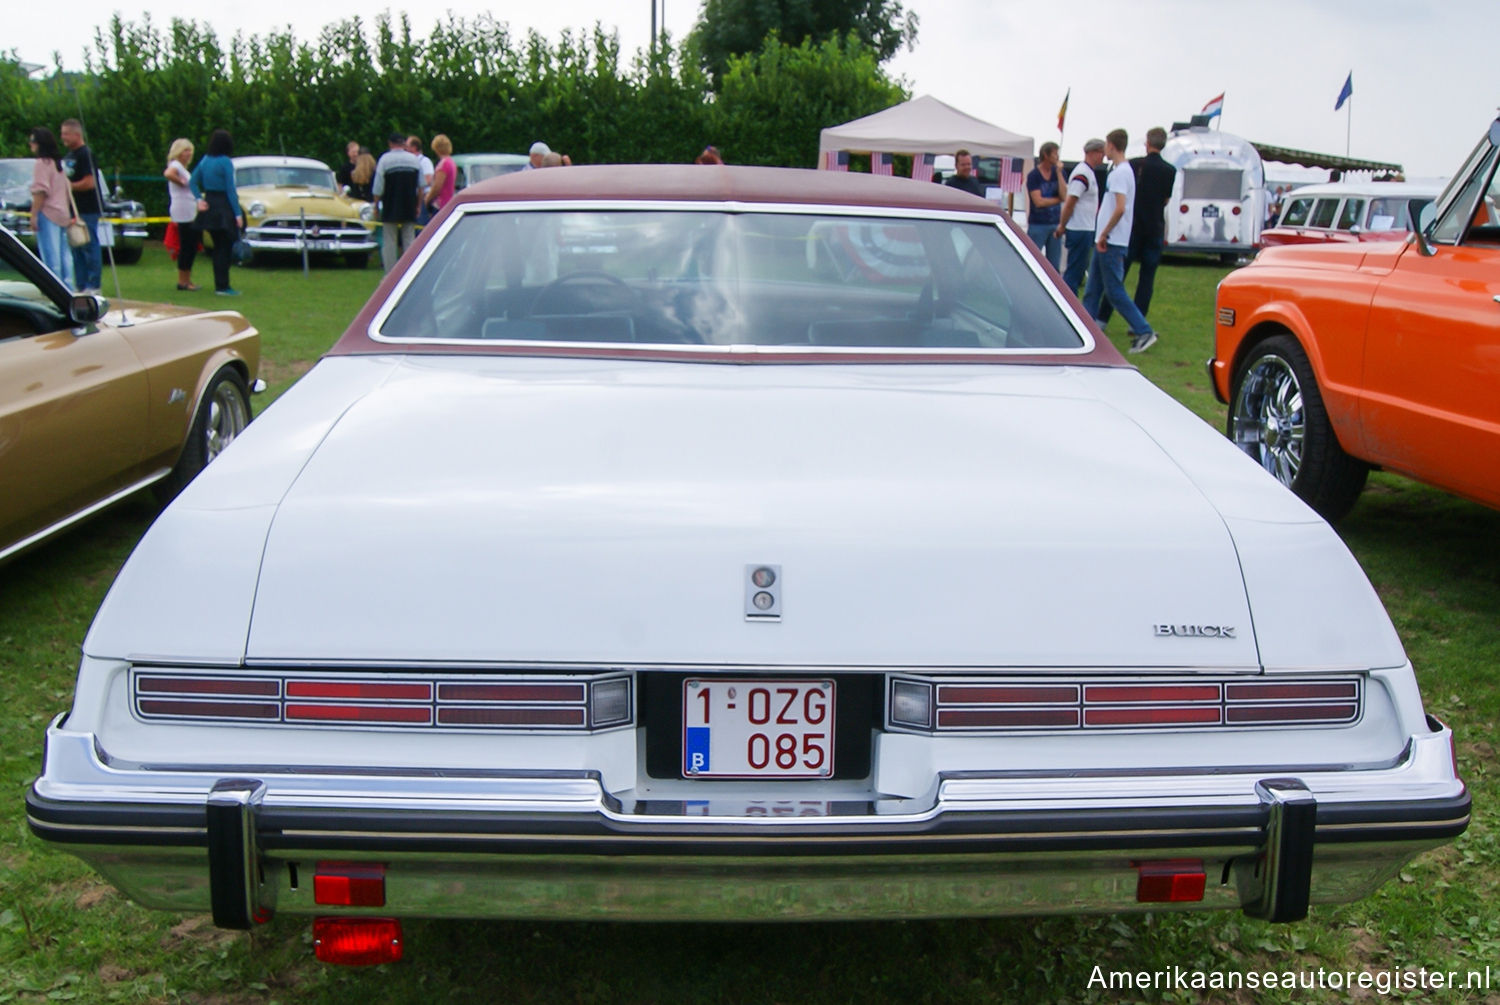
[373,133,422,271]
[1054,137,1106,295]
[406,136,435,224]
[1082,128,1159,354]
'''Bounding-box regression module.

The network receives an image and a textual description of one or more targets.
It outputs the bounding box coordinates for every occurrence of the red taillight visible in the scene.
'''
[1086,706,1221,726]
[314,862,386,907]
[313,917,403,966]
[901,676,1362,733]
[938,685,1078,704]
[438,706,586,726]
[133,670,628,732]
[437,683,585,702]
[137,676,278,696]
[1178,204,1189,213]
[287,681,432,700]
[286,704,433,724]
[1136,860,1206,903]
[1231,205,1242,215]
[1085,684,1219,704]
[938,708,1079,728]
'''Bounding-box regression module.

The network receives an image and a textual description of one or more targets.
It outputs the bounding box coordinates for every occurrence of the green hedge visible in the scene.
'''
[2,16,906,220]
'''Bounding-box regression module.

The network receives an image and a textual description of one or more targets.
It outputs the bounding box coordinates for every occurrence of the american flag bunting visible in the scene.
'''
[823,150,849,171]
[911,153,935,183]
[997,157,1025,194]
[871,152,894,176]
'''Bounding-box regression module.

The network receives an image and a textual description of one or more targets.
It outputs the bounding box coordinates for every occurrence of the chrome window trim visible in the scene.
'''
[1429,136,1499,246]
[365,199,1098,356]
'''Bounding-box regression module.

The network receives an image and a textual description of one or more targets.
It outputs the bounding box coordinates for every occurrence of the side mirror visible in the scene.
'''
[1413,202,1437,257]
[342,185,352,196]
[69,293,105,325]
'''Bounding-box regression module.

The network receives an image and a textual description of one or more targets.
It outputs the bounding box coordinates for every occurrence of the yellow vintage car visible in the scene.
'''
[233,156,378,268]
[0,225,261,562]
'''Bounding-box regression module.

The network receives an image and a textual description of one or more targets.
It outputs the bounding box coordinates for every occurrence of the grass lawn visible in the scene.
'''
[1,243,1496,1003]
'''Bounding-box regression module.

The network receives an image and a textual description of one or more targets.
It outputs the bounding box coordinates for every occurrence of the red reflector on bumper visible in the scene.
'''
[313,917,403,966]
[1136,861,1207,903]
[314,862,387,907]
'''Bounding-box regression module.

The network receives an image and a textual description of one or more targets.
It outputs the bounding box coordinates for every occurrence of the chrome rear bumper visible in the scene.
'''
[28,721,1468,925]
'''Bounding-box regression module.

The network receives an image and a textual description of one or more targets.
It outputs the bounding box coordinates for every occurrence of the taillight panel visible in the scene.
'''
[889,675,1362,733]
[131,669,633,732]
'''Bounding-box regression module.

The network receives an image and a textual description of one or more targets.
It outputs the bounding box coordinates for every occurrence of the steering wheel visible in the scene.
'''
[526,270,635,316]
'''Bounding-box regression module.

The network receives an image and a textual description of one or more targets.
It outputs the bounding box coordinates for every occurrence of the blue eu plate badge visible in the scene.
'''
[685,727,711,774]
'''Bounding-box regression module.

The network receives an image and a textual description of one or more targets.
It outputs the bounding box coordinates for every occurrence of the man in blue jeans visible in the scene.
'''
[1082,128,1159,354]
[1054,137,1106,295]
[1098,126,1175,327]
[59,118,102,293]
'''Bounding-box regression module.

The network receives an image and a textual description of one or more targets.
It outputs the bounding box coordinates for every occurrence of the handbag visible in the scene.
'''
[64,177,91,248]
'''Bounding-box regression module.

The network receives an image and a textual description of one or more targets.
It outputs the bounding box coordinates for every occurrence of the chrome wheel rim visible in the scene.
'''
[1230,353,1304,487]
[204,383,248,462]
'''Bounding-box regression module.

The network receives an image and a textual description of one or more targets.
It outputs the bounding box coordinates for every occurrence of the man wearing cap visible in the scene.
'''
[1054,138,1106,295]
[372,132,422,272]
[526,142,550,170]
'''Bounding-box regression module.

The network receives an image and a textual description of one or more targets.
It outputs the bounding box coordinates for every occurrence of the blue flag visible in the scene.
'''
[1335,72,1353,111]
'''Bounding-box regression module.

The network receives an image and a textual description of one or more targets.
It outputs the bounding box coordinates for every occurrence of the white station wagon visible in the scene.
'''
[27,166,1467,965]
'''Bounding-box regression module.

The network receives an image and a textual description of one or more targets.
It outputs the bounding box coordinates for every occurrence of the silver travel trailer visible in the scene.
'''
[1161,123,1265,259]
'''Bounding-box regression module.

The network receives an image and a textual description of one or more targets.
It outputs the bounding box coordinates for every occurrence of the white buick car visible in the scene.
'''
[28,166,1467,966]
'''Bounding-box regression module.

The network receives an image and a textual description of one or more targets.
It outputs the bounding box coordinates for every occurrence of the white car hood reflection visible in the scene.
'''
[240,355,1264,668]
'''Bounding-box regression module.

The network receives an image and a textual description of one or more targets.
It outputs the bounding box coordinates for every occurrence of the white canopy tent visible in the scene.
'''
[818,94,1034,169]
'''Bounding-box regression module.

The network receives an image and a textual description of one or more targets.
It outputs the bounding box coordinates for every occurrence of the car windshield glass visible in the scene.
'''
[1367,198,1405,231]
[377,209,1083,351]
[466,162,526,183]
[0,247,63,332]
[1336,199,1365,230]
[0,160,33,196]
[1280,198,1312,226]
[237,166,336,190]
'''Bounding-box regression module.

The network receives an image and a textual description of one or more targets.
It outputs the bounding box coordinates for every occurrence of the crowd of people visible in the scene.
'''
[25,119,104,294]
[337,134,586,271]
[939,127,1174,355]
[24,120,1174,336]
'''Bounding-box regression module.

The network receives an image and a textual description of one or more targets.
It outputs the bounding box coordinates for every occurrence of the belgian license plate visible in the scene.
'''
[1202,205,1221,218]
[682,679,835,778]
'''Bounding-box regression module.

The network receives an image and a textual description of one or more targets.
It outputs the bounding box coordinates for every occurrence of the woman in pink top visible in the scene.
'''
[426,134,457,216]
[27,127,76,288]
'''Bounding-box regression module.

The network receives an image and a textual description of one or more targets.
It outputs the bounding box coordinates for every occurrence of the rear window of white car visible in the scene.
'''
[375,210,1084,351]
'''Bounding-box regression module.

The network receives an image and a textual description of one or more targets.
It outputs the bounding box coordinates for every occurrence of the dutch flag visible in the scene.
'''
[1201,93,1224,120]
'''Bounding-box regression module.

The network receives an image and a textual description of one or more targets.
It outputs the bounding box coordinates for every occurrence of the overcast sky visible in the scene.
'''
[7,0,1494,178]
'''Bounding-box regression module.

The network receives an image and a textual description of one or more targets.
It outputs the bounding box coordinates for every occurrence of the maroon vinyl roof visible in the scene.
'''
[330,164,1126,367]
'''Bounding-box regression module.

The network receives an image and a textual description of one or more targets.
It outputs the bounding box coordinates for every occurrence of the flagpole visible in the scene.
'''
[1346,97,1352,157]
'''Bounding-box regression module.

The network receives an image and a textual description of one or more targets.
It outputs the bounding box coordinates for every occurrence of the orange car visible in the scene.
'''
[1210,117,1500,519]
[0,226,261,562]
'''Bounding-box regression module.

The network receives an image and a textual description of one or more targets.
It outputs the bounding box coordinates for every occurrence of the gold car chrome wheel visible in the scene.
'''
[156,368,251,503]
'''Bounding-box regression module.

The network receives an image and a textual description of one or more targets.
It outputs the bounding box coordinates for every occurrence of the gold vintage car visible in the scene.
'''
[0,225,261,562]
[233,156,378,268]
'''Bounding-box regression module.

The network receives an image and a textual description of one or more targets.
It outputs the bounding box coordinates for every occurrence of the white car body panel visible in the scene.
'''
[85,355,1404,672]
[32,169,1464,933]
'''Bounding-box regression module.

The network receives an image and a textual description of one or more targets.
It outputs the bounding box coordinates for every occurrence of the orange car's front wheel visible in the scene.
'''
[1228,335,1368,520]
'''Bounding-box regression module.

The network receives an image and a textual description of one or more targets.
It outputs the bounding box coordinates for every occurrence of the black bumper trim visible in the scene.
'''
[27,785,1470,859]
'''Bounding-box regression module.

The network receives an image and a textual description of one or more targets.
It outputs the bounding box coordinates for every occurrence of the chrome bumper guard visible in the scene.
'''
[28,722,1468,927]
